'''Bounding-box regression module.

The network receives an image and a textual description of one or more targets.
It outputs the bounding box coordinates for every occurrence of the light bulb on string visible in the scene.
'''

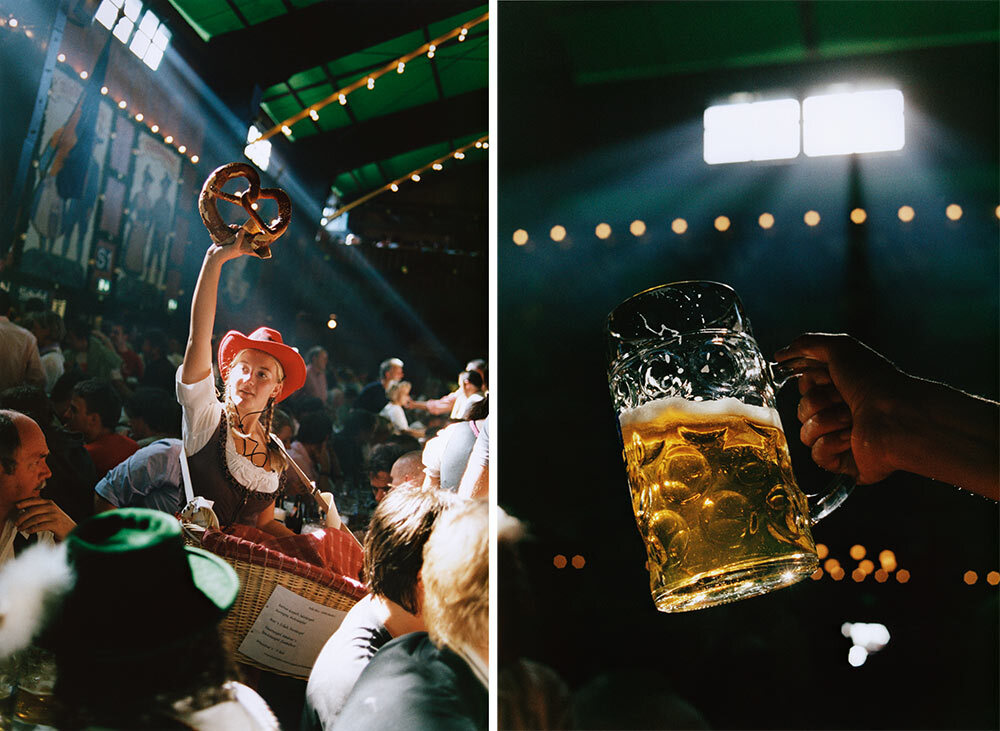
[190,155,199,164]
[390,183,399,192]
[411,174,420,182]
[432,163,443,171]
[164,135,173,144]
[309,109,319,121]
[134,113,143,122]
[367,76,375,90]
[57,53,66,62]
[397,62,405,73]
[118,100,127,109]
[178,145,186,154]
[339,94,347,105]
[454,151,465,160]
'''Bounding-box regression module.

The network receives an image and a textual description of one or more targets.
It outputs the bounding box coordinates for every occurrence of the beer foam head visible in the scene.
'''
[619,396,783,431]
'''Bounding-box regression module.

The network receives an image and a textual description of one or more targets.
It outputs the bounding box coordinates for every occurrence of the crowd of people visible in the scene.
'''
[0,233,491,729]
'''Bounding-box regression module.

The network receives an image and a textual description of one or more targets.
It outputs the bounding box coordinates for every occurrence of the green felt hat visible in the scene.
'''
[44,509,239,660]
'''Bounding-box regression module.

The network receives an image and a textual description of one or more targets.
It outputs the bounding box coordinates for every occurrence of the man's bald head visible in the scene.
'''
[390,451,425,489]
[0,410,51,519]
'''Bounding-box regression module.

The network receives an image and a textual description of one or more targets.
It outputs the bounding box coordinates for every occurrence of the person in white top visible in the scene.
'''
[379,380,412,433]
[178,229,312,535]
[0,290,45,393]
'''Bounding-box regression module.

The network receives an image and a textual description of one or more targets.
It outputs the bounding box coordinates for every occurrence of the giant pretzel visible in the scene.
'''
[198,162,292,259]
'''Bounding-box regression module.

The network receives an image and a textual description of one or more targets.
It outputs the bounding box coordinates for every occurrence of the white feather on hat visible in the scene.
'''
[0,542,74,659]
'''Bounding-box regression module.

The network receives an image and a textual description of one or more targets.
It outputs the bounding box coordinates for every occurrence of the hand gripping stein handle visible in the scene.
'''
[770,358,856,524]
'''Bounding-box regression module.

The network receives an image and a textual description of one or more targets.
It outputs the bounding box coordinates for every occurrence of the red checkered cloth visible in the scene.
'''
[202,526,367,600]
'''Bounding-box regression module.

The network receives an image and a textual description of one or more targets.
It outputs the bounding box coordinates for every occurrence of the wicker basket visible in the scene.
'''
[181,522,366,680]
[219,557,362,679]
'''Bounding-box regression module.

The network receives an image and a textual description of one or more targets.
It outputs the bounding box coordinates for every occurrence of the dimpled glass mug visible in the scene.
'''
[606,281,853,613]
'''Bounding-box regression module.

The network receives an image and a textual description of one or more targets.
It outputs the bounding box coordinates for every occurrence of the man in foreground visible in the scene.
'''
[303,485,462,729]
[333,499,488,730]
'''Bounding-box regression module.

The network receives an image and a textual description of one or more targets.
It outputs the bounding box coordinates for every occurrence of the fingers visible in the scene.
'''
[797,384,843,423]
[13,504,59,533]
[800,404,852,447]
[796,367,832,395]
[775,333,850,366]
[811,431,859,479]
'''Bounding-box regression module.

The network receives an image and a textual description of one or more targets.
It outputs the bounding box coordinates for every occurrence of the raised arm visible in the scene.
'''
[181,231,256,385]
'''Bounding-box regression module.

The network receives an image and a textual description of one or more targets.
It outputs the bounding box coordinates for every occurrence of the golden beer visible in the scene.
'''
[620,397,818,612]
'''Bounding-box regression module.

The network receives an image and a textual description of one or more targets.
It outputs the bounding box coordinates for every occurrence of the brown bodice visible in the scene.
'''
[186,415,283,528]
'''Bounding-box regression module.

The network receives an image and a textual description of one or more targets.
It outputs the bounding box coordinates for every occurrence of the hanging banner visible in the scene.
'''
[22,67,113,287]
[119,131,180,287]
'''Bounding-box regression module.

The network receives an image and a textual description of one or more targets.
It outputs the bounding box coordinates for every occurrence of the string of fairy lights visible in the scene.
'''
[6,22,202,167]
[514,203,1000,247]
[328,136,488,222]
[258,11,488,145]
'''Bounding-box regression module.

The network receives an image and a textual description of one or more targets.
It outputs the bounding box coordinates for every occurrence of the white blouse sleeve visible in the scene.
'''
[176,367,224,456]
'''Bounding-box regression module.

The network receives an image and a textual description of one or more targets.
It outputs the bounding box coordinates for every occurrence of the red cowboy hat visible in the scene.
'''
[217,327,306,402]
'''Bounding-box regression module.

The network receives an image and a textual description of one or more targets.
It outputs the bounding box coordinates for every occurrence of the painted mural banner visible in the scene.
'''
[23,67,113,287]
[119,131,180,288]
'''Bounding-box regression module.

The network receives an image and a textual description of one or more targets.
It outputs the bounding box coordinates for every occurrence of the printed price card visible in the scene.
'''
[237,585,348,675]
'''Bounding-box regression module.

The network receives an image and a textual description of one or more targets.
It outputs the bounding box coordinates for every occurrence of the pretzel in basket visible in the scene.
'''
[198,162,292,259]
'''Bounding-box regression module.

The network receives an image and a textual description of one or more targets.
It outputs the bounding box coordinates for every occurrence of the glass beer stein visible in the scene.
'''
[606,281,853,612]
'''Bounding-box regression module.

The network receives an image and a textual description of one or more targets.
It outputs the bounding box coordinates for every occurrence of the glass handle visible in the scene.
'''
[769,360,856,524]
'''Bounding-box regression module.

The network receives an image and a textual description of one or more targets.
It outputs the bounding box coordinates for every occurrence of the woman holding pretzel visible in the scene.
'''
[177,229,305,536]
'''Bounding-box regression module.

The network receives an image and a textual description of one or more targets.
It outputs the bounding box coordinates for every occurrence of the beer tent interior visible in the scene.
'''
[0,0,487,384]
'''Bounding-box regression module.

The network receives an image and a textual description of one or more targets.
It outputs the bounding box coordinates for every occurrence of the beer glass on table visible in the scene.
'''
[12,646,57,727]
[606,281,852,613]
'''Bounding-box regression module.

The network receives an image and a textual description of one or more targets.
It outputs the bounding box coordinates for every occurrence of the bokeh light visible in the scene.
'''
[671,218,688,234]
[859,559,875,575]
[946,203,963,220]
[963,571,978,585]
[553,554,567,569]
[513,229,529,246]
[715,215,731,232]
[850,544,866,560]
[572,555,586,569]
[850,208,867,224]
[816,543,829,559]
[758,212,774,229]
[595,223,612,239]
[896,569,911,583]
[630,219,646,236]
[550,225,567,242]
[987,571,1000,586]
[804,210,821,226]
[879,550,897,572]
[898,205,915,222]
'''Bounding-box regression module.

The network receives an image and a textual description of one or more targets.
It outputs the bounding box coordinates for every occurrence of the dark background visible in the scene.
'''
[499,3,999,729]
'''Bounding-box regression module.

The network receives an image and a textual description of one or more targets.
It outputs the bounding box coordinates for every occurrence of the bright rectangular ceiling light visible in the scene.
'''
[704,98,800,164]
[803,89,904,157]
